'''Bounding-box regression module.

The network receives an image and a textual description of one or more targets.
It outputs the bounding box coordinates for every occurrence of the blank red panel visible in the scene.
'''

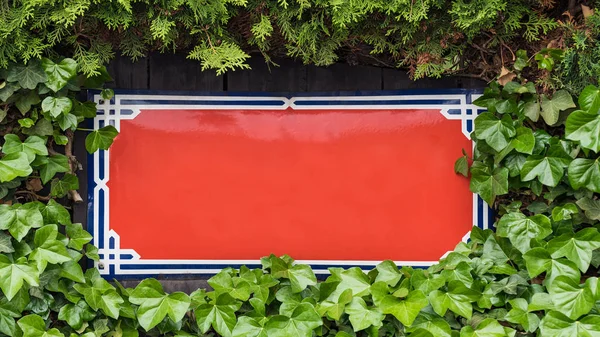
[107,108,472,262]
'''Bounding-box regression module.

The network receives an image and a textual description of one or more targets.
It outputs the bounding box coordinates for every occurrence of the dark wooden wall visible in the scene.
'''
[106,53,484,92]
[79,53,483,292]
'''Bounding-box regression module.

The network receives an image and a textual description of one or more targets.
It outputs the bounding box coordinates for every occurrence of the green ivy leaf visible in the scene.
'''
[0,256,39,301]
[406,317,452,337]
[41,58,77,92]
[576,197,600,220]
[548,276,595,320]
[511,127,535,154]
[496,213,552,253]
[264,303,322,337]
[56,113,79,131]
[568,158,600,193]
[520,146,571,187]
[15,90,41,115]
[50,173,78,197]
[522,101,540,122]
[459,318,506,337]
[59,261,86,283]
[474,113,516,152]
[85,125,119,153]
[0,203,44,241]
[345,297,384,332]
[540,90,575,125]
[469,164,509,205]
[73,269,124,319]
[232,316,268,337]
[374,260,402,286]
[505,298,540,332]
[454,155,469,177]
[325,267,371,302]
[0,296,20,335]
[429,281,480,319]
[6,61,47,90]
[17,314,63,337]
[551,203,578,221]
[579,85,600,113]
[23,119,53,137]
[524,247,580,283]
[39,154,70,184]
[66,223,92,250]
[0,152,33,183]
[410,269,446,294]
[2,135,47,162]
[29,224,71,272]
[380,290,428,326]
[539,311,600,337]
[196,293,241,337]
[57,299,96,330]
[40,199,71,225]
[129,279,191,331]
[41,97,72,118]
[0,231,14,253]
[565,110,600,152]
[547,228,600,272]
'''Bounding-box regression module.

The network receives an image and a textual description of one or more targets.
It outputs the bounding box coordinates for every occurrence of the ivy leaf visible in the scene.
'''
[40,199,71,225]
[520,145,571,187]
[496,213,552,253]
[17,314,63,337]
[524,248,580,284]
[380,290,428,326]
[6,61,47,90]
[0,231,14,253]
[576,197,600,220]
[41,97,72,118]
[0,152,33,183]
[539,311,600,337]
[41,58,78,92]
[474,113,516,152]
[0,297,20,335]
[469,164,509,205]
[410,269,446,293]
[23,119,53,137]
[511,127,535,154]
[459,318,506,337]
[57,299,96,330]
[39,154,70,184]
[2,135,47,162]
[429,281,480,319]
[50,173,78,197]
[505,298,540,332]
[288,264,317,293]
[325,267,371,301]
[551,203,578,221]
[454,155,469,177]
[522,101,540,122]
[579,85,600,113]
[129,279,191,331]
[264,303,322,337]
[85,125,119,153]
[568,158,600,193]
[406,317,452,337]
[29,224,71,272]
[56,113,79,131]
[73,269,124,319]
[565,110,600,152]
[195,293,241,337]
[59,261,86,283]
[66,223,92,250]
[540,90,575,125]
[0,256,39,301]
[374,260,402,286]
[232,316,268,337]
[548,276,595,320]
[0,203,44,241]
[345,298,384,332]
[547,228,600,272]
[15,90,41,115]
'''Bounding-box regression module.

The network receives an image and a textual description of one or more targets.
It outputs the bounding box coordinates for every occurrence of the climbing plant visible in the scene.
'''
[1,1,600,337]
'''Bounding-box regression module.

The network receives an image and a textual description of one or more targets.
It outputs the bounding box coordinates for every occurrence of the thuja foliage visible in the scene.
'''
[0,0,573,79]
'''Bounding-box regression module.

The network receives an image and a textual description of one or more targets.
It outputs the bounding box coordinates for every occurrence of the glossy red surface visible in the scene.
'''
[108,108,472,262]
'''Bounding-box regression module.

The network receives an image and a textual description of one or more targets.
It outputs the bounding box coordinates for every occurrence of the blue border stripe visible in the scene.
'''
[293,99,461,106]
[120,99,286,106]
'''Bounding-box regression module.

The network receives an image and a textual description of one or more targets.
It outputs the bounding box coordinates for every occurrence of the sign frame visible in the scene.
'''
[87,89,491,278]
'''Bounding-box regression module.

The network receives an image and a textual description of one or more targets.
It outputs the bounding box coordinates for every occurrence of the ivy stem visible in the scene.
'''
[76,128,94,132]
[65,130,83,203]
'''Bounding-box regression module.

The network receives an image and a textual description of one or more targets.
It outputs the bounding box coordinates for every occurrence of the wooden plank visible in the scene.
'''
[227,56,307,92]
[149,53,222,91]
[382,68,485,90]
[106,54,149,89]
[307,64,382,91]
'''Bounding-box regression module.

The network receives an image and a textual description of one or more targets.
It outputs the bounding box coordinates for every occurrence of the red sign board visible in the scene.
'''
[88,91,488,277]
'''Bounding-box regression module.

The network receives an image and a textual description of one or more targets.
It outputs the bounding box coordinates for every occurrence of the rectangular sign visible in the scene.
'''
[88,90,490,277]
